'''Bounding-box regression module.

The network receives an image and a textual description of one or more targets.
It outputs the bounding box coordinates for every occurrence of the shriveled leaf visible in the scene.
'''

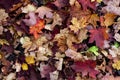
[114,33,120,42]
[23,12,37,26]
[35,6,53,19]
[21,4,36,13]
[65,49,82,60]
[0,26,3,35]
[51,13,62,30]
[0,9,8,24]
[104,13,116,27]
[77,29,88,43]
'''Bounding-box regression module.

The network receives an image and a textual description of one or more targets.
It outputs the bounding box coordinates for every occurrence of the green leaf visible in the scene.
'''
[114,42,119,48]
[88,46,99,56]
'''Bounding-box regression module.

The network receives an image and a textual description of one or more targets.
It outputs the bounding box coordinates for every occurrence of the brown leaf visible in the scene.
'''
[0,9,8,24]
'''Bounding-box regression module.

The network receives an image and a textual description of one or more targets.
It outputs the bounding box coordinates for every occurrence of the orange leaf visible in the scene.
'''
[104,13,116,27]
[29,19,45,39]
[88,14,99,27]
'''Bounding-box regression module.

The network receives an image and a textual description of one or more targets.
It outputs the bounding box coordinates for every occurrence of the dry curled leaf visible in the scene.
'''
[0,9,8,24]
[21,4,36,13]
[65,49,82,60]
[35,6,53,19]
[103,0,120,15]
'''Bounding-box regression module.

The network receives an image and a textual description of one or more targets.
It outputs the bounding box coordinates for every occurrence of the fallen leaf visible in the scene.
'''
[89,28,109,48]
[35,6,53,19]
[65,49,82,60]
[29,19,45,39]
[0,9,8,24]
[0,39,9,45]
[23,12,37,26]
[104,13,116,27]
[77,0,97,10]
[21,4,36,13]
[71,60,99,78]
[88,46,99,56]
[69,17,88,32]
[88,14,99,27]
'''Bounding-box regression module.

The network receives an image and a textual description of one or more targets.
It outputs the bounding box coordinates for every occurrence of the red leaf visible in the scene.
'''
[77,0,97,10]
[71,60,99,78]
[89,28,109,48]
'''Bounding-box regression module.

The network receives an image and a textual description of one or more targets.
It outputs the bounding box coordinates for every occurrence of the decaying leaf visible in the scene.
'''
[114,33,120,42]
[21,4,36,13]
[103,0,120,15]
[65,49,82,60]
[51,13,62,30]
[35,6,53,19]
[0,9,8,24]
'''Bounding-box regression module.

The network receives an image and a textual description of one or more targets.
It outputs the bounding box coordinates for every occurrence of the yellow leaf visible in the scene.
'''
[104,13,116,27]
[0,39,9,45]
[69,17,88,32]
[25,56,35,64]
[22,63,28,70]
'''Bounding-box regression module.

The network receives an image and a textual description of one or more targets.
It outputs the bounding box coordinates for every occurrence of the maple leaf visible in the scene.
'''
[77,0,97,10]
[69,17,88,32]
[88,14,99,27]
[71,60,99,78]
[104,13,116,27]
[29,19,45,39]
[89,28,109,48]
